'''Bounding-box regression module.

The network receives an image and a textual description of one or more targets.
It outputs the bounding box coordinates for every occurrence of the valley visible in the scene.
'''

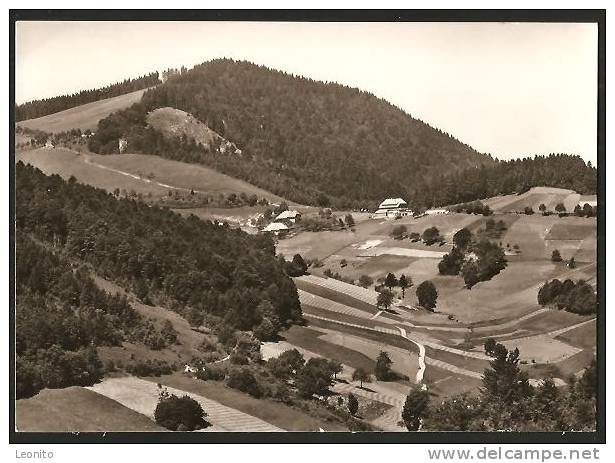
[13,60,598,434]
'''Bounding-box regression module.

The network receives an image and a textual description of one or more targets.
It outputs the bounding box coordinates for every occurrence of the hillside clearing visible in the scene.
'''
[16,386,166,432]
[17,89,149,133]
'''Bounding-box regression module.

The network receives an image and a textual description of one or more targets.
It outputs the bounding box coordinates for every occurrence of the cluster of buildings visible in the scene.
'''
[262,210,302,236]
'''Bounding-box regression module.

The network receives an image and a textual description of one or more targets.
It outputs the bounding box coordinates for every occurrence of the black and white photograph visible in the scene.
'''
[8,8,605,450]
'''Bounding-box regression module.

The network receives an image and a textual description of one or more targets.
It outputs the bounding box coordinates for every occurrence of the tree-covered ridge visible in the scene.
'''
[16,235,179,398]
[15,162,302,333]
[15,72,160,121]
[88,59,596,209]
[414,154,597,209]
[88,59,492,207]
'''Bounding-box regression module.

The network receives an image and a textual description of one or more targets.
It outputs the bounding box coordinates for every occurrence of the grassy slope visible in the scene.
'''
[15,148,287,205]
[16,387,165,432]
[146,374,349,432]
[90,275,207,366]
[93,153,288,203]
[17,89,149,134]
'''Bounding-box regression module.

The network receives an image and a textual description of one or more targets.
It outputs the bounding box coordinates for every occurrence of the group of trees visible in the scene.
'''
[438,228,507,289]
[402,343,596,431]
[15,234,180,398]
[450,201,493,216]
[421,226,444,245]
[573,203,598,218]
[16,163,302,348]
[537,279,596,315]
[16,72,160,121]
[380,273,412,297]
[416,280,438,310]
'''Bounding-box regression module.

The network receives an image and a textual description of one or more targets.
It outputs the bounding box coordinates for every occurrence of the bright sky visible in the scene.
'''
[15,21,598,163]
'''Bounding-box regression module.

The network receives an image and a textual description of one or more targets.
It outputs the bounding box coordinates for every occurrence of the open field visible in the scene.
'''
[494,187,581,213]
[555,320,597,350]
[144,374,349,432]
[500,335,582,364]
[283,197,597,398]
[92,153,287,203]
[17,89,149,133]
[16,386,166,432]
[88,376,283,432]
[16,148,168,196]
[295,279,379,314]
[282,325,379,373]
[16,148,287,210]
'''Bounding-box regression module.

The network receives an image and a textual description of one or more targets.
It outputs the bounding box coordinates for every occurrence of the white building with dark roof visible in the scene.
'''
[372,198,410,219]
[274,210,302,223]
[262,222,289,236]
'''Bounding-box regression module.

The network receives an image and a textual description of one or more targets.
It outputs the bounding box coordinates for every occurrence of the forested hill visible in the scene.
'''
[89,59,493,208]
[15,72,160,121]
[412,153,597,208]
[16,162,301,334]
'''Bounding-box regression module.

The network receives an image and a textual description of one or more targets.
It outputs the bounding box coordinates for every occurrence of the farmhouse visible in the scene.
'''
[372,198,410,219]
[274,210,302,223]
[262,222,289,236]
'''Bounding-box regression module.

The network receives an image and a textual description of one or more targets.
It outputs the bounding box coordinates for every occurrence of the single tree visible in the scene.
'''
[567,257,576,269]
[292,254,308,275]
[352,367,372,388]
[398,274,411,298]
[422,226,441,245]
[384,272,398,290]
[539,203,547,214]
[483,337,497,356]
[375,351,393,381]
[390,224,408,240]
[555,203,567,215]
[358,274,374,288]
[347,393,359,416]
[154,393,209,431]
[296,358,335,398]
[416,280,438,310]
[573,204,583,216]
[524,206,534,215]
[482,344,531,404]
[329,359,343,380]
[377,288,394,311]
[402,387,430,431]
[551,250,563,262]
[453,227,472,250]
[278,349,306,372]
[345,214,355,228]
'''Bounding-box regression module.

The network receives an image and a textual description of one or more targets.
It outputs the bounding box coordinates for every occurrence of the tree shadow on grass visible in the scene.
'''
[358,385,376,393]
